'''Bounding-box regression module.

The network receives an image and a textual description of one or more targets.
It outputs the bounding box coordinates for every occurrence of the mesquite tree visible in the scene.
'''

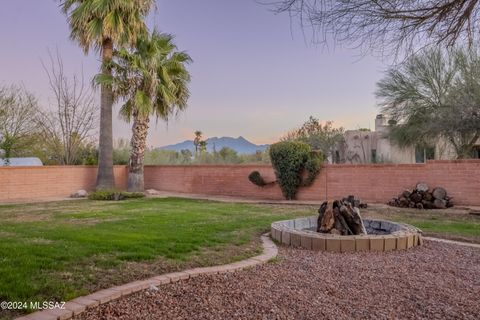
[376,47,480,158]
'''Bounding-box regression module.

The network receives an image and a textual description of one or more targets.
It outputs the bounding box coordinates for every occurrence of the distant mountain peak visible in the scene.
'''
[158,136,269,154]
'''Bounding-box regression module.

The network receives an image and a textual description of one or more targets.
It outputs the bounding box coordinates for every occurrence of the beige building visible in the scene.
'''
[336,114,480,164]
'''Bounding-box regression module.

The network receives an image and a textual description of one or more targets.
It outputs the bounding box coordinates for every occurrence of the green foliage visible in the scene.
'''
[111,139,269,166]
[180,149,193,164]
[98,31,192,124]
[88,190,145,201]
[376,46,480,159]
[113,148,130,165]
[76,143,98,165]
[112,138,130,165]
[0,85,40,162]
[61,0,154,53]
[248,171,268,187]
[145,149,182,165]
[214,147,240,164]
[302,151,323,186]
[282,116,344,163]
[269,141,322,200]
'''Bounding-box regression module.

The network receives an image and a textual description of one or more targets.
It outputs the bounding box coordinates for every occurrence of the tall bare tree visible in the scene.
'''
[38,51,98,165]
[0,85,39,164]
[274,0,480,56]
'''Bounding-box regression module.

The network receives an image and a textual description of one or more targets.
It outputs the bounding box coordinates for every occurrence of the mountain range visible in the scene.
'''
[158,136,269,154]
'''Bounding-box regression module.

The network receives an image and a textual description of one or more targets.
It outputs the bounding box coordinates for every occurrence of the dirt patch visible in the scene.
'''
[4,212,53,223]
[25,237,56,245]
[0,231,17,238]
[64,217,130,226]
[0,200,123,223]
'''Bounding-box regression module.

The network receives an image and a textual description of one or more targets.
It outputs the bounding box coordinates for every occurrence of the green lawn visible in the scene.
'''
[0,198,306,317]
[362,204,480,242]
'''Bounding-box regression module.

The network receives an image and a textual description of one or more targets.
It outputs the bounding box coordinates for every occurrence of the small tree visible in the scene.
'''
[218,147,240,163]
[282,116,344,163]
[180,149,193,164]
[38,51,98,165]
[0,85,40,164]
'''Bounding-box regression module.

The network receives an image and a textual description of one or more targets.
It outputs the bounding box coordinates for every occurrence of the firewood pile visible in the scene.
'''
[317,199,367,235]
[388,183,453,209]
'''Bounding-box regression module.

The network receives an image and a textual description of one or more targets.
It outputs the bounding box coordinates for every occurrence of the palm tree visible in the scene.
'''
[193,130,202,154]
[61,0,154,189]
[99,31,192,191]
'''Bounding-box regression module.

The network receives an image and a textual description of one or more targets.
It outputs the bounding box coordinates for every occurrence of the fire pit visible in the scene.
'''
[271,200,423,252]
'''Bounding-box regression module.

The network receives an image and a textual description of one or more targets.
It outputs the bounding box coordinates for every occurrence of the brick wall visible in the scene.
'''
[144,165,283,199]
[144,160,480,205]
[0,166,127,201]
[1,161,479,205]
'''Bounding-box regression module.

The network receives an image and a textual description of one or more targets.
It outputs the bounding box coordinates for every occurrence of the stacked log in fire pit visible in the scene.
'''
[388,182,453,209]
[317,198,367,236]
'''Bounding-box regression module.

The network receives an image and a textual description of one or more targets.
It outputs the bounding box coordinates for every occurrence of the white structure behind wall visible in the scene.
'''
[339,114,415,164]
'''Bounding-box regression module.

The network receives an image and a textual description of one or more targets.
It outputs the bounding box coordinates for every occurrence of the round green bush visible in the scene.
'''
[248,171,267,186]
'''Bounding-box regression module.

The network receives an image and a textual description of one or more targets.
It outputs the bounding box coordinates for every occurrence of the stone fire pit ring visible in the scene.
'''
[271,217,423,252]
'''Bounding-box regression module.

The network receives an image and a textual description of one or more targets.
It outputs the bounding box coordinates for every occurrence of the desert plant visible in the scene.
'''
[248,171,268,187]
[88,190,145,201]
[269,141,322,200]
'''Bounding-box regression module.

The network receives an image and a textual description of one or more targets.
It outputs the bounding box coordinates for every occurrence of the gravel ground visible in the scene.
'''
[76,241,480,320]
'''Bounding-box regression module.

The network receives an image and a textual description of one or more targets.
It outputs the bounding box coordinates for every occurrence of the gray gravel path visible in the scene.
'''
[76,241,480,320]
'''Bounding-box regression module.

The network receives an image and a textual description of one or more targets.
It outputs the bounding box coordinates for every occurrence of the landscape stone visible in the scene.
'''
[70,189,87,198]
[145,189,161,195]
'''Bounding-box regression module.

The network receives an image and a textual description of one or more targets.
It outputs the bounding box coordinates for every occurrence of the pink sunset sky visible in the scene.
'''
[0,0,387,147]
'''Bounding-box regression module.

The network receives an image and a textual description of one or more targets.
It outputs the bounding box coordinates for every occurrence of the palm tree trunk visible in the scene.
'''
[128,113,149,192]
[96,38,115,190]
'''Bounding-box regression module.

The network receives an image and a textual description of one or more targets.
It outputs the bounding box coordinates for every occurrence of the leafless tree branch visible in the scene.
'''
[38,49,99,165]
[272,0,480,58]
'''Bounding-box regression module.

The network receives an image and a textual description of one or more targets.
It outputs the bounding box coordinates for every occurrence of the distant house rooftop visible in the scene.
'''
[0,157,43,166]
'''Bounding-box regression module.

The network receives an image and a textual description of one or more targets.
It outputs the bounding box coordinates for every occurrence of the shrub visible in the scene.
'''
[302,150,323,186]
[88,190,145,201]
[248,171,267,186]
[269,141,322,200]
